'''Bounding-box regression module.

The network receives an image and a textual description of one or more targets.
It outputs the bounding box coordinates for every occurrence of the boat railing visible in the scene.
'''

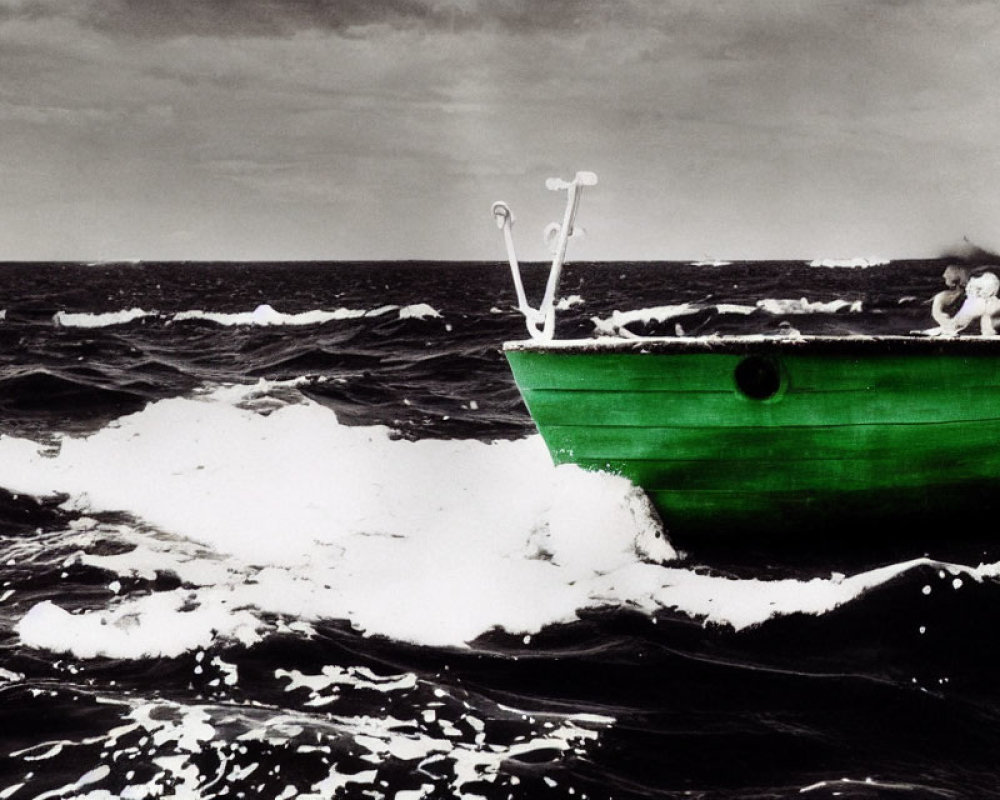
[492,171,597,341]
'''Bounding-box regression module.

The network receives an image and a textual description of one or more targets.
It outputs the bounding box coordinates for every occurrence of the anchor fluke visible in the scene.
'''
[491,201,512,229]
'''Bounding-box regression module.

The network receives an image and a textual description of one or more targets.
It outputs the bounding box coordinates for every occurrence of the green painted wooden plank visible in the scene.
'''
[521,387,1000,427]
[539,420,1000,461]
[646,488,829,516]
[506,350,1000,393]
[646,481,1000,537]
[570,453,1000,492]
[785,356,1000,392]
[507,351,747,391]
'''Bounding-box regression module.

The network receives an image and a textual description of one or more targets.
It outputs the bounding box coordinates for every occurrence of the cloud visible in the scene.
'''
[1,0,996,46]
[0,0,628,38]
[0,0,997,259]
[0,0,868,40]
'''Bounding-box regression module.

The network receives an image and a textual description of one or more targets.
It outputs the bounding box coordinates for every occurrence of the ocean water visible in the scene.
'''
[1,259,1000,799]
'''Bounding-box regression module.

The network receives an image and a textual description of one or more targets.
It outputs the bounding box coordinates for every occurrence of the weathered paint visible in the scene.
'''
[504,336,1000,538]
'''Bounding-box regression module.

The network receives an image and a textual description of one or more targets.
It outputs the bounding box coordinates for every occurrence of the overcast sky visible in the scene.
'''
[1,0,998,261]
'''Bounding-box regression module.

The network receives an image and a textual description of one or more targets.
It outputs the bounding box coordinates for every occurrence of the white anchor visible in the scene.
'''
[492,171,598,340]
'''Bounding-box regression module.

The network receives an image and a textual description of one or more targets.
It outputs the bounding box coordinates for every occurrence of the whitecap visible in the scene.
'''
[397,303,441,320]
[172,304,366,326]
[53,308,155,328]
[2,384,670,653]
[808,257,890,268]
[715,303,757,315]
[756,297,862,314]
[591,304,700,335]
[555,295,584,310]
[172,303,442,326]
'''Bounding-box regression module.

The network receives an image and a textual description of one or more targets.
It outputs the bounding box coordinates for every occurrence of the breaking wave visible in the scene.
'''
[1,382,992,661]
[53,303,444,329]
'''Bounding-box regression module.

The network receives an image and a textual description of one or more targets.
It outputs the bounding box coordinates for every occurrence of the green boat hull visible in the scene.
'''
[505,336,1000,539]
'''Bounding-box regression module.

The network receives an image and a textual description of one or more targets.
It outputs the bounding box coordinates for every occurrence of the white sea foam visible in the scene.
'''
[173,303,440,326]
[48,304,443,329]
[3,384,670,653]
[715,303,757,315]
[11,682,610,800]
[0,666,23,683]
[756,297,863,314]
[591,304,700,335]
[0,383,986,658]
[53,308,155,328]
[397,302,441,320]
[173,305,367,326]
[589,296,846,336]
[19,593,262,659]
[808,257,890,268]
[555,295,584,310]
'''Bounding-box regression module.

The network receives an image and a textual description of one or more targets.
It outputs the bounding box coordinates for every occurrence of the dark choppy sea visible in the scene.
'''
[2,259,1000,800]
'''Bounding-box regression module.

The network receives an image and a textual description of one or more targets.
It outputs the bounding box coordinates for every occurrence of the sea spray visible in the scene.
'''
[6,383,994,659]
[5,383,673,651]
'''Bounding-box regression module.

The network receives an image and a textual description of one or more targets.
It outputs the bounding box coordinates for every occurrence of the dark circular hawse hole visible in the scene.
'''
[734,356,782,400]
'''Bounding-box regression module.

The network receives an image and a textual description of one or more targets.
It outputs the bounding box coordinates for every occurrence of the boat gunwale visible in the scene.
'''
[503,334,1000,355]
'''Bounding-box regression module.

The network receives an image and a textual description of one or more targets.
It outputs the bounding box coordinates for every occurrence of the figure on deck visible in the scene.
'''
[966,271,1000,336]
[934,267,1000,336]
[931,265,969,330]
